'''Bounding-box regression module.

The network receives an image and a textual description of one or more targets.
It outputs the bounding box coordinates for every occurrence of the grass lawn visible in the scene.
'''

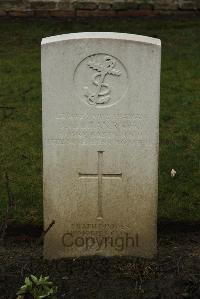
[0,17,199,226]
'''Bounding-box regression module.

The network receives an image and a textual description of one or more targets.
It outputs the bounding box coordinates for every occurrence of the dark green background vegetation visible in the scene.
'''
[0,17,199,226]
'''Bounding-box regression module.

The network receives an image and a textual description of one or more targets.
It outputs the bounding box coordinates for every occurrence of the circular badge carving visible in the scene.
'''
[74,53,128,108]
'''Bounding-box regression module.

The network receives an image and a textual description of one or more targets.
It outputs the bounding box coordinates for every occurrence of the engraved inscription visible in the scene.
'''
[46,113,157,146]
[79,151,122,219]
[74,54,128,108]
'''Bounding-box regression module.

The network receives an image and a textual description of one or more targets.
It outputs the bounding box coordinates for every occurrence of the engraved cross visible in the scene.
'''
[79,151,122,219]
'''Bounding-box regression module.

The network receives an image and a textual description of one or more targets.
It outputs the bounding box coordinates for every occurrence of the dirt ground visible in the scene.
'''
[0,229,200,299]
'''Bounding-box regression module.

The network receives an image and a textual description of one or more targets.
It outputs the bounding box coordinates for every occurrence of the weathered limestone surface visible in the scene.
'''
[42,32,161,259]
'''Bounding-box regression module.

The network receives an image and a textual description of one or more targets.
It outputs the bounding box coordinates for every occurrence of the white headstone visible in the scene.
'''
[41,32,161,259]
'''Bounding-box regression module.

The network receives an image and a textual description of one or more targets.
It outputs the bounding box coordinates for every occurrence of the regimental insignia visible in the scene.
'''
[84,56,121,105]
[74,53,128,108]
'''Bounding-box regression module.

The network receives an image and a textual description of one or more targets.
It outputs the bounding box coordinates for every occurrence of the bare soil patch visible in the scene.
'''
[0,231,200,298]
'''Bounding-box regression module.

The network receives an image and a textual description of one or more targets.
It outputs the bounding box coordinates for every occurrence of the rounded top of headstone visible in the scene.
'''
[41,32,161,47]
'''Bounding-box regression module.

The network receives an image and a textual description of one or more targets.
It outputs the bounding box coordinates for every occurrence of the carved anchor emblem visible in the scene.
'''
[84,55,121,105]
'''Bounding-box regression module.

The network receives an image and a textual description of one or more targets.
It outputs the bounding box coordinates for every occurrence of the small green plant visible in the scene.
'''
[16,275,57,299]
